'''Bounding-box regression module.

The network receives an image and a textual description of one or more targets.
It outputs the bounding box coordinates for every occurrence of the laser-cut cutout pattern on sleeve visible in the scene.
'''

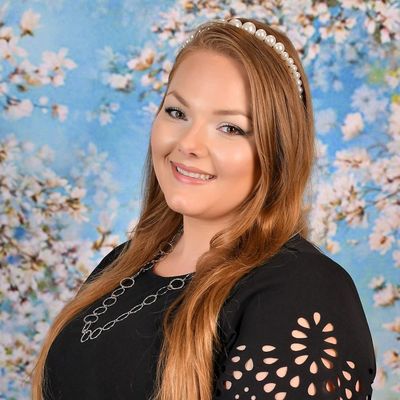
[213,310,374,400]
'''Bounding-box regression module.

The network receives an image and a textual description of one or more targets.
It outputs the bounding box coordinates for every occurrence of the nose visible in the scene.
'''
[177,122,209,155]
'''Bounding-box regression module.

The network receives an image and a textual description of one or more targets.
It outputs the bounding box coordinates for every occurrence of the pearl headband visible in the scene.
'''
[180,18,304,100]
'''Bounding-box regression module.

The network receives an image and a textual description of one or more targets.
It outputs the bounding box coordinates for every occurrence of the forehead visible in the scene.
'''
[168,50,251,109]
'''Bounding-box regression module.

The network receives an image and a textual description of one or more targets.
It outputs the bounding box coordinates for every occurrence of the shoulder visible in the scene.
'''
[220,234,371,341]
[229,234,358,301]
[217,234,376,379]
[84,240,131,284]
[214,235,377,398]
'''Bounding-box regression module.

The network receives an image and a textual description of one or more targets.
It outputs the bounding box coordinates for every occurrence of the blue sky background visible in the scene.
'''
[1,1,399,398]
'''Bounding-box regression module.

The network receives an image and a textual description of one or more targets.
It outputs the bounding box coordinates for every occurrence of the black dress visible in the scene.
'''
[43,233,377,399]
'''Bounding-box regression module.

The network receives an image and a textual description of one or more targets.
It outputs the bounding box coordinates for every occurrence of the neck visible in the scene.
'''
[172,217,232,266]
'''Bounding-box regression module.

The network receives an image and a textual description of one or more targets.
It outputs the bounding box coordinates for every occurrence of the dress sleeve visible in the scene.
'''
[213,252,377,400]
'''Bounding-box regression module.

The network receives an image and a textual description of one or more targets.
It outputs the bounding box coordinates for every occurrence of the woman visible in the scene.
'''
[31,17,376,400]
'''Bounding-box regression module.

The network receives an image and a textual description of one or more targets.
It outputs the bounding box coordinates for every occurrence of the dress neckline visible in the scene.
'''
[149,267,196,280]
[148,233,302,280]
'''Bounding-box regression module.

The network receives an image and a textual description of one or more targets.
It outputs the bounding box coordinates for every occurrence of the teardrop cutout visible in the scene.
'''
[255,371,268,381]
[308,382,316,396]
[245,358,254,371]
[290,375,300,388]
[263,382,276,393]
[295,354,309,365]
[298,317,310,329]
[276,366,288,377]
[313,312,321,325]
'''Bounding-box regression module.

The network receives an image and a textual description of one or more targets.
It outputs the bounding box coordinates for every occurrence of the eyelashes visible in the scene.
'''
[163,106,248,137]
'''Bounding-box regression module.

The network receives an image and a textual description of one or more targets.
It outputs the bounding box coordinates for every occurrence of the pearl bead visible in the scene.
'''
[265,35,276,46]
[274,42,285,53]
[229,18,242,28]
[280,51,289,60]
[186,18,305,100]
[255,29,267,40]
[242,22,256,34]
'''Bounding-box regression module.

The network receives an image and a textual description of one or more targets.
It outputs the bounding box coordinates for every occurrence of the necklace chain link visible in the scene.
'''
[80,227,190,343]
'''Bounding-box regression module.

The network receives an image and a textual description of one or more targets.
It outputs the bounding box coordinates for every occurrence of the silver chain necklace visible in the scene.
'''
[80,227,192,343]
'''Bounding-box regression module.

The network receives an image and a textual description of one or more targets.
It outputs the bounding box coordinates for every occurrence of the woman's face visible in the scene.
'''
[150,49,259,223]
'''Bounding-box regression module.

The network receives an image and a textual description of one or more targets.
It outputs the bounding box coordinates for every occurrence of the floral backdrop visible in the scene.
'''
[0,0,399,399]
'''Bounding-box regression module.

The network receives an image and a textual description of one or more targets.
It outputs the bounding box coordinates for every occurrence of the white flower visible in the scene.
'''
[383,317,400,333]
[98,210,115,231]
[371,367,386,389]
[37,144,55,162]
[20,9,41,35]
[351,85,388,123]
[369,155,400,193]
[5,99,33,119]
[38,96,48,105]
[373,283,400,307]
[51,104,68,121]
[70,186,86,199]
[52,73,65,86]
[368,275,385,290]
[0,81,8,95]
[141,73,154,86]
[40,48,77,73]
[107,73,131,90]
[364,18,376,34]
[0,36,27,62]
[382,350,400,369]
[0,26,14,40]
[388,103,400,136]
[376,2,400,33]
[334,148,370,171]
[369,229,395,255]
[341,0,367,10]
[162,59,173,73]
[341,112,364,140]
[126,47,155,70]
[33,320,50,342]
[315,108,337,134]
[99,111,112,125]
[386,135,400,154]
[393,250,400,268]
[42,170,68,188]
[326,238,340,253]
[382,204,400,231]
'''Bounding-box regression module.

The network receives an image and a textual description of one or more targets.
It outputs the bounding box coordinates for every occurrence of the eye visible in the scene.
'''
[165,106,186,120]
[219,123,247,136]
[164,106,248,137]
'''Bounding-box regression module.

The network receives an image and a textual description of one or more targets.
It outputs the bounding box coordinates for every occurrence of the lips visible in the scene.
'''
[171,161,216,177]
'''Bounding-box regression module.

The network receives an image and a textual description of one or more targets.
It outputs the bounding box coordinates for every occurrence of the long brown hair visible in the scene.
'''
[31,17,316,400]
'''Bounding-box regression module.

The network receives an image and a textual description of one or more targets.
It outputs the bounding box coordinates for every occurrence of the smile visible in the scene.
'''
[176,165,214,180]
[171,163,217,184]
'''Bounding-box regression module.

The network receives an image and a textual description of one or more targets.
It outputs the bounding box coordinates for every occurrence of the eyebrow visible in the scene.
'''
[166,90,252,121]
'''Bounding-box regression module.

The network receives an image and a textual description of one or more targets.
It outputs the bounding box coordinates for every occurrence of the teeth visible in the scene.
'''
[176,166,214,180]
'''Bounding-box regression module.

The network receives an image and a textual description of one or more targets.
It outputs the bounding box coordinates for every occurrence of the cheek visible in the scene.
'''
[217,145,256,182]
[150,120,168,156]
